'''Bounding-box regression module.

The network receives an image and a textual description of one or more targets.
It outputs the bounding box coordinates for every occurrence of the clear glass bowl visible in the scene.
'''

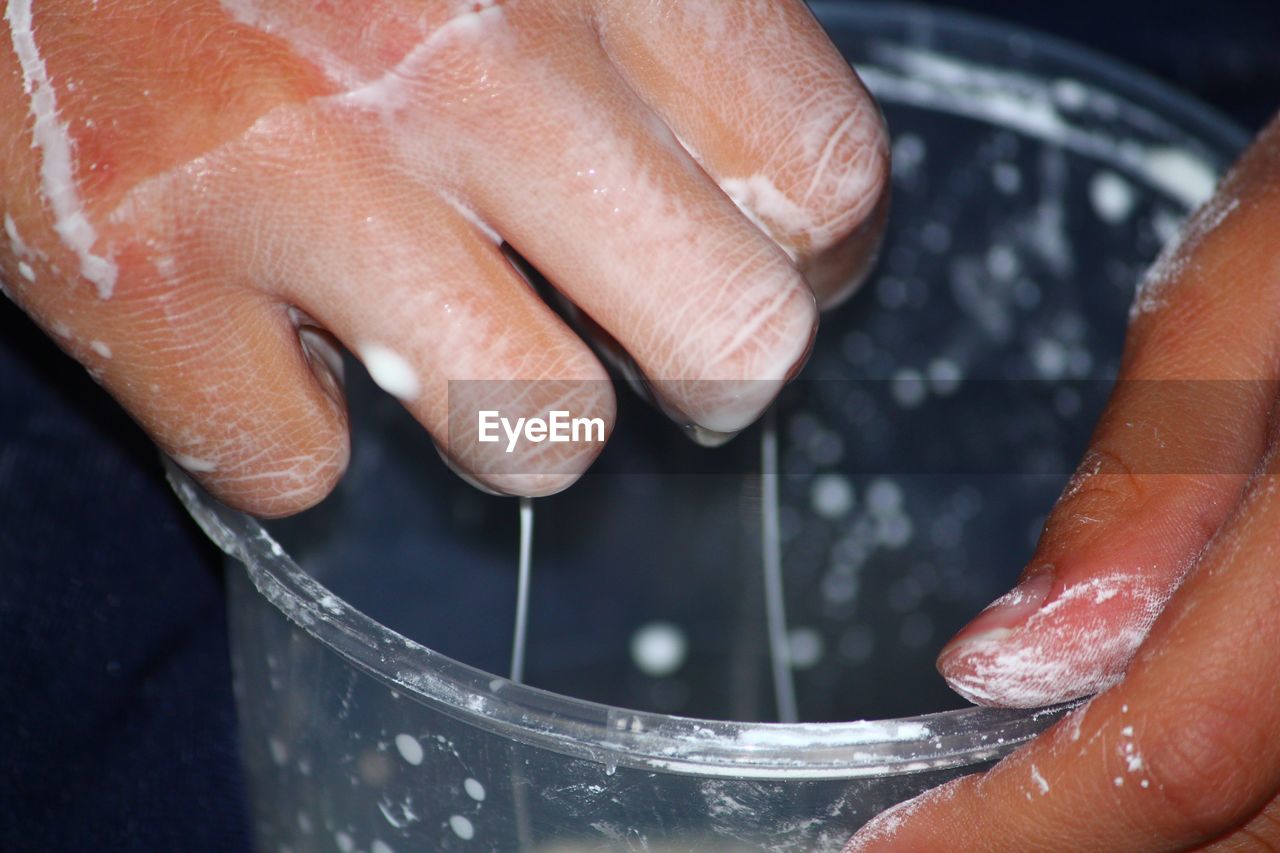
[170,3,1247,850]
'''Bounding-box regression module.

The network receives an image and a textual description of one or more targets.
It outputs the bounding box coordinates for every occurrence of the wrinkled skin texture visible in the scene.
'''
[0,0,888,513]
[847,114,1280,852]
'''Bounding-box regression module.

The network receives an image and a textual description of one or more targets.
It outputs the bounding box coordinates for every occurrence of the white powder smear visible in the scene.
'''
[361,344,421,400]
[172,453,218,473]
[341,2,505,113]
[5,0,118,298]
[942,572,1171,707]
[1132,190,1240,318]
[1030,763,1050,795]
[844,777,962,851]
[5,213,31,256]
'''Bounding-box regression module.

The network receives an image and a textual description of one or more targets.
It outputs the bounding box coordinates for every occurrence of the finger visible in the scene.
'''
[22,263,351,518]
[847,424,1280,852]
[936,117,1280,707]
[145,107,615,497]
[593,0,890,307]
[440,12,817,437]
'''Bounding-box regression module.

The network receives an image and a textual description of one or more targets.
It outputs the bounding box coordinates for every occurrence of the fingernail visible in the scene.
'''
[939,564,1056,664]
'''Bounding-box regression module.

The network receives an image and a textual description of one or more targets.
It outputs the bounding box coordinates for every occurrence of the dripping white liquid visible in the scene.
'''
[510,497,533,684]
[761,409,798,722]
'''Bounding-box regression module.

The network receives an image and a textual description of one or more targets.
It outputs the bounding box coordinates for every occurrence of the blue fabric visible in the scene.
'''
[1,3,1274,849]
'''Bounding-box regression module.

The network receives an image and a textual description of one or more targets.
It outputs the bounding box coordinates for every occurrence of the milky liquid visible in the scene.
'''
[761,410,799,723]
[510,497,533,684]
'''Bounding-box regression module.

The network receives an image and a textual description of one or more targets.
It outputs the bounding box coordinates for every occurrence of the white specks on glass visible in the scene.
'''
[464,777,486,802]
[449,814,475,841]
[394,733,424,766]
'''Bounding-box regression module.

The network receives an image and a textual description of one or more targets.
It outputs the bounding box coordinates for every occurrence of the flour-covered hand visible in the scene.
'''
[0,0,888,513]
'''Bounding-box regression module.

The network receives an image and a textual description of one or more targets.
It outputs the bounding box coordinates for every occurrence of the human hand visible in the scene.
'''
[0,0,888,514]
[846,114,1280,851]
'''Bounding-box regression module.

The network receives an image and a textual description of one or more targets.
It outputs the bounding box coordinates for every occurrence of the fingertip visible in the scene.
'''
[673,272,817,435]
[936,569,1167,708]
[177,424,351,518]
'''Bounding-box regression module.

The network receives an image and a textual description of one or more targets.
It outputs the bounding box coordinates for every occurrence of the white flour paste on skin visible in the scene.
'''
[340,1,507,113]
[172,452,218,473]
[1131,191,1241,318]
[942,573,1171,707]
[842,776,962,851]
[5,0,119,298]
[4,213,31,256]
[1029,763,1050,796]
[361,343,421,400]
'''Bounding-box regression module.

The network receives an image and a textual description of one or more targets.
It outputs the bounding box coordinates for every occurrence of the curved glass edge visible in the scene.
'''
[168,460,1078,779]
[814,1,1250,162]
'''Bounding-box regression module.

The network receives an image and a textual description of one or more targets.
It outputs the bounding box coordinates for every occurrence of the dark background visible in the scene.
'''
[2,2,1276,849]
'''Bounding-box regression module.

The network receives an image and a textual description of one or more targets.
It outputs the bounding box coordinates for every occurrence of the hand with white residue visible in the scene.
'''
[847,113,1280,851]
[0,0,888,513]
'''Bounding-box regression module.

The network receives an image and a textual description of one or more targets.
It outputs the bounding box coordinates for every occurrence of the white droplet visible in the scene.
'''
[926,358,963,396]
[1031,337,1068,379]
[867,478,903,517]
[449,814,475,841]
[786,627,824,669]
[18,261,35,282]
[361,343,421,400]
[371,840,395,853]
[333,831,354,853]
[890,367,927,408]
[810,474,853,519]
[629,622,687,677]
[394,733,424,766]
[992,162,1021,195]
[1089,171,1135,224]
[267,736,287,766]
[464,777,486,802]
[90,339,112,358]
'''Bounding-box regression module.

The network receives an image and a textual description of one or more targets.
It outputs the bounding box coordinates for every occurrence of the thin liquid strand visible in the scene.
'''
[510,497,534,684]
[761,409,799,723]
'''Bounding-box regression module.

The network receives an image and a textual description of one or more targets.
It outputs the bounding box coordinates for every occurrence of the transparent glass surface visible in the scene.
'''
[170,3,1247,850]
